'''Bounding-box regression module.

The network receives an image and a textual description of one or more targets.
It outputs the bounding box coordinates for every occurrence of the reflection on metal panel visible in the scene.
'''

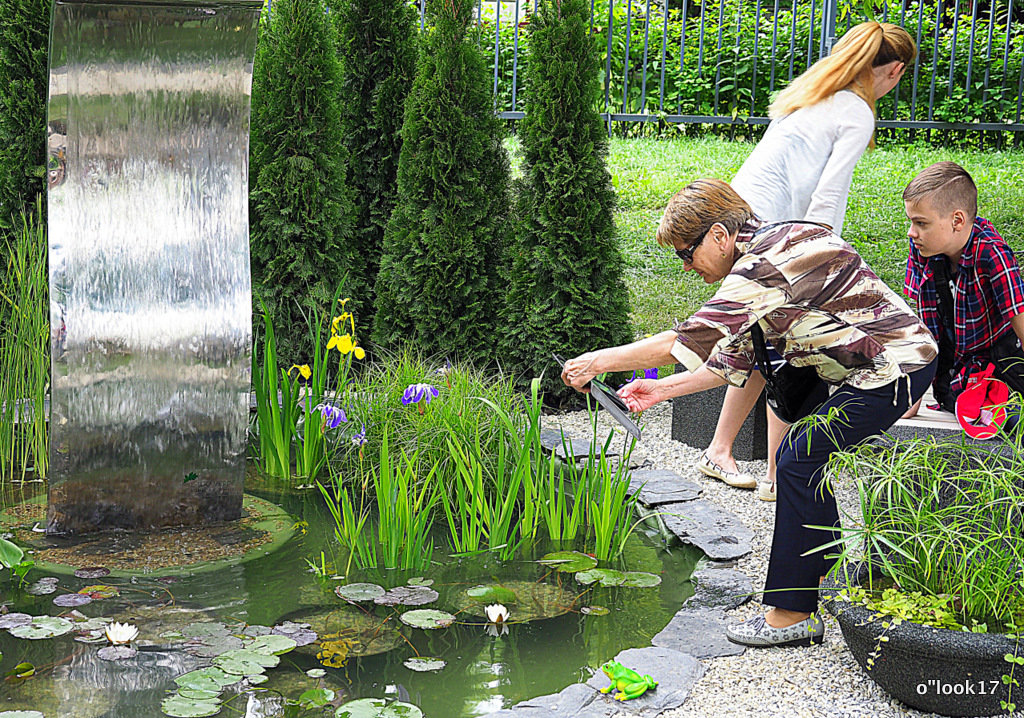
[47,0,262,534]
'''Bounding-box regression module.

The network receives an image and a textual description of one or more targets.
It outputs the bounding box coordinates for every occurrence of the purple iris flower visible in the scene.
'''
[402,383,439,406]
[316,403,347,429]
[626,368,659,383]
[351,424,367,447]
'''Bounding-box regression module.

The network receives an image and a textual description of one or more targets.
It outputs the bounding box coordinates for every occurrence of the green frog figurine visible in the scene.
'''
[598,660,658,700]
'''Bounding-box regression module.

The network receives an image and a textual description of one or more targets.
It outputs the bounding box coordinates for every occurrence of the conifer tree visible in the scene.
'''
[0,0,49,233]
[371,0,510,367]
[249,0,352,364]
[501,0,633,404]
[330,0,417,324]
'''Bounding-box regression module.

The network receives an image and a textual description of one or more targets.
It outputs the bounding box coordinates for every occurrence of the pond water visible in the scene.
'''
[0,478,701,718]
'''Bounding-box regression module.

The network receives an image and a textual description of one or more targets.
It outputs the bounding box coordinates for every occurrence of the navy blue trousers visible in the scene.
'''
[763,359,938,613]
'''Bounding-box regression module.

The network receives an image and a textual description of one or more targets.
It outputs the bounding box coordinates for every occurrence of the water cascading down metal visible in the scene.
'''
[46,0,262,533]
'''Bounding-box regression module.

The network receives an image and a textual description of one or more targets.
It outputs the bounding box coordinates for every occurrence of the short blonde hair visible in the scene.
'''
[903,162,978,220]
[655,179,755,249]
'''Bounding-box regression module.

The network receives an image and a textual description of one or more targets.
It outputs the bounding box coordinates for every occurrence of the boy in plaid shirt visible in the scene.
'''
[902,161,1024,416]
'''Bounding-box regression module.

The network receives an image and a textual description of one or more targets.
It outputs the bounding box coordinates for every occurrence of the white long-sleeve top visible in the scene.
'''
[731,90,875,237]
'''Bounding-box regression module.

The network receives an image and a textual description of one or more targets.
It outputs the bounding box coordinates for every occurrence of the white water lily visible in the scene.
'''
[104,621,138,645]
[484,604,509,624]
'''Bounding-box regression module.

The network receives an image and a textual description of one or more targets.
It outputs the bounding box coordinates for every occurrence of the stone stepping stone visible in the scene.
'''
[652,606,746,659]
[658,500,753,560]
[686,565,753,610]
[627,469,702,506]
[539,431,618,460]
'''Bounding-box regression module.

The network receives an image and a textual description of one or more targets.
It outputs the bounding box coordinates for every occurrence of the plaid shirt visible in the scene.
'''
[903,217,1024,396]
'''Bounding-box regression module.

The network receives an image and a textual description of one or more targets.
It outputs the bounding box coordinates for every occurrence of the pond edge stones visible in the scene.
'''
[478,437,756,718]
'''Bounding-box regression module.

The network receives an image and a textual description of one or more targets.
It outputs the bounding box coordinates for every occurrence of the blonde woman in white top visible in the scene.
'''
[698,21,917,502]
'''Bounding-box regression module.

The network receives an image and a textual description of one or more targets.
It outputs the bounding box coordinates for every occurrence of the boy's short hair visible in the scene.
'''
[902,161,978,220]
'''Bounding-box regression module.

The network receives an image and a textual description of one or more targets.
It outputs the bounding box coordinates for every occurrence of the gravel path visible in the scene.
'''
[544,400,1001,718]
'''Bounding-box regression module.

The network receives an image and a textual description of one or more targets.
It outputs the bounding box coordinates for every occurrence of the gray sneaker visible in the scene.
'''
[725,613,824,648]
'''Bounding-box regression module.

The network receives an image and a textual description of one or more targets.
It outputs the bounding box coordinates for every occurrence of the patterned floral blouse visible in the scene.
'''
[670,220,938,389]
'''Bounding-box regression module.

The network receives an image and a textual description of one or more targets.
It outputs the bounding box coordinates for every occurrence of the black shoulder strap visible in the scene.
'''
[749,322,775,381]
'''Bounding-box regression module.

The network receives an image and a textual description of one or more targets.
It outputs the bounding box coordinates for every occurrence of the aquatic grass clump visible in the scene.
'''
[820,421,1024,629]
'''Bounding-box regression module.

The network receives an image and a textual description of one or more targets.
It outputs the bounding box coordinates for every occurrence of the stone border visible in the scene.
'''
[480,441,755,718]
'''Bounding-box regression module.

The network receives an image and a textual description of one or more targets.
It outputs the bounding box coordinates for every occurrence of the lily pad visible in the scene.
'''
[306,668,326,678]
[97,645,137,661]
[25,580,58,596]
[174,667,237,692]
[53,593,92,607]
[247,634,297,656]
[70,616,113,632]
[403,657,446,672]
[185,635,244,658]
[335,583,386,602]
[373,586,439,607]
[574,568,626,587]
[451,580,577,621]
[246,674,268,685]
[0,614,32,630]
[242,625,272,638]
[581,605,610,616]
[0,712,46,718]
[161,695,222,718]
[465,585,517,605]
[182,622,231,639]
[74,566,110,579]
[398,609,455,630]
[407,577,434,587]
[538,551,598,573]
[212,649,278,676]
[620,571,662,588]
[177,689,221,701]
[79,584,120,599]
[272,621,318,647]
[335,698,424,718]
[298,688,336,708]
[9,616,74,639]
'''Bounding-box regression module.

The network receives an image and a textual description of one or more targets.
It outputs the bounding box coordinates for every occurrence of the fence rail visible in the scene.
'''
[466,0,1024,133]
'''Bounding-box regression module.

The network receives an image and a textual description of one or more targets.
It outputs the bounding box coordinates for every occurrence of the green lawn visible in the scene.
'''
[600,136,1024,338]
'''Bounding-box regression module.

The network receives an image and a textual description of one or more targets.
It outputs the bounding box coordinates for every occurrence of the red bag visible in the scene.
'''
[955,364,1010,439]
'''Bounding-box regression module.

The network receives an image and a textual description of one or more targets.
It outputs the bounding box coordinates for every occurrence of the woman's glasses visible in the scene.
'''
[674,232,706,264]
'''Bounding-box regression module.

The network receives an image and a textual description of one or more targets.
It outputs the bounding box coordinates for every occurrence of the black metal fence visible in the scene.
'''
[458,0,1024,134]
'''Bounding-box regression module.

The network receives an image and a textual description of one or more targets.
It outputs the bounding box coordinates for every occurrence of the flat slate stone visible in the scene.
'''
[496,683,620,718]
[585,646,705,716]
[627,469,702,505]
[651,606,746,659]
[659,500,754,560]
[539,430,618,460]
[687,564,753,610]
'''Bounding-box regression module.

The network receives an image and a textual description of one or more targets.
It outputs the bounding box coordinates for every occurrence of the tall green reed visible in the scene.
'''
[0,198,49,483]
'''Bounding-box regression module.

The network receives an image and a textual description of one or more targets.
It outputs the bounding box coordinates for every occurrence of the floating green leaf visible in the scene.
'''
[465,585,516,604]
[212,649,278,676]
[79,584,120,599]
[4,662,34,679]
[451,580,576,621]
[177,689,221,701]
[403,657,445,672]
[182,622,231,639]
[373,586,439,607]
[306,668,326,678]
[574,568,626,587]
[174,667,236,692]
[0,711,45,718]
[620,571,662,588]
[407,577,433,587]
[247,634,297,656]
[9,616,74,640]
[538,551,597,573]
[298,688,336,708]
[581,605,609,616]
[335,583,386,602]
[398,610,455,630]
[246,674,268,685]
[335,698,424,718]
[161,694,222,717]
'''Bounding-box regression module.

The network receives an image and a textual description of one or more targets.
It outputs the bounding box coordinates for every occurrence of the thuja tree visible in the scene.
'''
[249,0,351,364]
[330,0,417,324]
[0,0,49,234]
[501,0,632,404]
[372,0,510,367]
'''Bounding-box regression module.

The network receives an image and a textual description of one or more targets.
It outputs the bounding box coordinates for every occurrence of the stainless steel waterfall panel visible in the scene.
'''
[47,0,262,534]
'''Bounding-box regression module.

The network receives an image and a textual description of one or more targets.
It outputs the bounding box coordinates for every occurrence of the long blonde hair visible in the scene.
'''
[769,22,917,120]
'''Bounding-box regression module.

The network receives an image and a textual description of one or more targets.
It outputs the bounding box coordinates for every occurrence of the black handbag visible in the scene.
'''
[750,323,826,423]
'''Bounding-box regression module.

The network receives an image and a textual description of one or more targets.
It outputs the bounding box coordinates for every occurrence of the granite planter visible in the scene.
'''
[822,564,1019,717]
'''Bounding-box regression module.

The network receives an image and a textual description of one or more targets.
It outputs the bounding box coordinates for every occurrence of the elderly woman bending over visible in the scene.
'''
[561,179,938,648]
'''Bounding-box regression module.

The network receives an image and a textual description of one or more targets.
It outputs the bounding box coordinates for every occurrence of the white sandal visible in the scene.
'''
[697,451,757,489]
[758,479,776,502]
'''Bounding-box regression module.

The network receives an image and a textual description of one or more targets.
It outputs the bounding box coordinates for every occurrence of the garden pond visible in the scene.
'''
[0,477,702,718]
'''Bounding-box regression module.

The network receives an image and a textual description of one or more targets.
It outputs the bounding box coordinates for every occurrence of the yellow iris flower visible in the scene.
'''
[328,334,355,354]
[288,364,312,380]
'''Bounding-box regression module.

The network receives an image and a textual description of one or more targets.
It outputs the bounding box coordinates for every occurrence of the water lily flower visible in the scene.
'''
[485,604,509,624]
[402,383,439,407]
[104,622,138,645]
[316,403,347,429]
[288,364,312,381]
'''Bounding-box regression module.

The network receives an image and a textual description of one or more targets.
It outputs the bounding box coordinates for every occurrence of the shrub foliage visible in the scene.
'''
[330,0,418,324]
[249,0,352,365]
[502,0,633,403]
[0,0,48,233]
[372,0,511,368]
